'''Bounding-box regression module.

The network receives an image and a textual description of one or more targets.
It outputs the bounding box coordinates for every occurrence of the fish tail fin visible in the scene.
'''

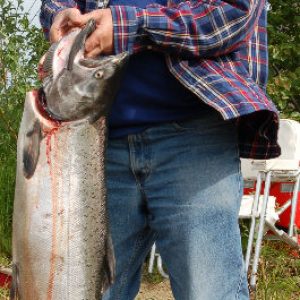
[101,234,116,293]
[10,263,19,300]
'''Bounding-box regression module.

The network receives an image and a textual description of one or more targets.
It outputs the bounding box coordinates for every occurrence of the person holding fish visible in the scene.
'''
[40,0,280,299]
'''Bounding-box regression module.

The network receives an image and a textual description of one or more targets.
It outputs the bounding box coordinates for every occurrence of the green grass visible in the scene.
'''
[254,241,300,300]
[0,287,9,299]
[143,260,167,285]
[0,256,10,267]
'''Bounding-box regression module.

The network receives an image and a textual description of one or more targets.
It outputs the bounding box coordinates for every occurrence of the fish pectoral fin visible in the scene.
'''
[23,119,42,179]
[101,235,116,293]
[10,263,19,300]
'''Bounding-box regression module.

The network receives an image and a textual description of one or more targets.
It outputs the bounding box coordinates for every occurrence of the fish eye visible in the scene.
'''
[94,70,104,79]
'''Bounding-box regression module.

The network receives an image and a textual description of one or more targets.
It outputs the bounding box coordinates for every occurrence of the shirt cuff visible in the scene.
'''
[50,7,70,26]
[41,6,79,40]
[110,6,147,54]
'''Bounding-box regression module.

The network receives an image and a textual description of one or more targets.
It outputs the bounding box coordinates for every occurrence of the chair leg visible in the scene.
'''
[288,172,300,237]
[250,171,272,290]
[148,243,156,274]
[148,243,169,278]
[266,221,300,249]
[245,173,262,272]
[157,255,169,279]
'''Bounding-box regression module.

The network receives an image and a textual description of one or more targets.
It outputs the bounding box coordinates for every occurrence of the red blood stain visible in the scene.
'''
[46,128,62,300]
[57,47,63,57]
[33,90,61,126]
[32,90,63,167]
[30,90,68,299]
[45,132,52,167]
[38,63,47,81]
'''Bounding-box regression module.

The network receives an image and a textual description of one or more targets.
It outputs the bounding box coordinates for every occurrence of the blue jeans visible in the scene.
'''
[103,109,249,300]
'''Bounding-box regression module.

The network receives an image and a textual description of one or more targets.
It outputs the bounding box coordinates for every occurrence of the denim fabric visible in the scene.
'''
[103,109,249,300]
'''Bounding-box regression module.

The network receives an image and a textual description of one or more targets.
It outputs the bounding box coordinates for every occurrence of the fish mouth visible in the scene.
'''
[67,19,96,71]
[108,52,129,64]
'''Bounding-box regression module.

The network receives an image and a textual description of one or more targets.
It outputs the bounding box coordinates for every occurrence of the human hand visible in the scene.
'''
[78,9,114,57]
[50,8,83,43]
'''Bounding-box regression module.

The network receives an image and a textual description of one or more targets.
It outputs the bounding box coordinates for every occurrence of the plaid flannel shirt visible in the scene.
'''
[40,0,281,159]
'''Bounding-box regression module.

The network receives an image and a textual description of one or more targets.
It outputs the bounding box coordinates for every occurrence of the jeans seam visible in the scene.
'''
[235,264,245,300]
[117,136,153,300]
[116,232,144,300]
[142,133,152,183]
[128,135,151,197]
[128,135,141,189]
[116,231,158,300]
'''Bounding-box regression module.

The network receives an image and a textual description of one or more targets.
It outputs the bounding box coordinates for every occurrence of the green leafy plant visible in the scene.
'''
[0,0,48,256]
[267,0,300,121]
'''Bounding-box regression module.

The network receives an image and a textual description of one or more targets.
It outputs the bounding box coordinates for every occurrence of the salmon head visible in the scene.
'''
[42,19,128,122]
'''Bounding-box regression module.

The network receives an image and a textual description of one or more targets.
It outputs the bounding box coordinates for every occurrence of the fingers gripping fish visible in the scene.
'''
[11,20,128,300]
[43,19,127,123]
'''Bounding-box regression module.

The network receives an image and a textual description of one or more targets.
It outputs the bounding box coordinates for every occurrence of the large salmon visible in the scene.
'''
[11,20,128,299]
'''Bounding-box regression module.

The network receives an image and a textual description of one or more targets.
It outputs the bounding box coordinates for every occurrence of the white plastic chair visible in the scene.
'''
[148,243,169,279]
[241,119,300,290]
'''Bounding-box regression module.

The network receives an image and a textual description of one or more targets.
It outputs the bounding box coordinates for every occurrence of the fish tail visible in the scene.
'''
[101,234,116,293]
[10,263,19,300]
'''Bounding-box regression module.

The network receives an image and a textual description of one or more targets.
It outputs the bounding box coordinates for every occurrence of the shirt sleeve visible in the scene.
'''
[40,0,78,40]
[110,0,265,58]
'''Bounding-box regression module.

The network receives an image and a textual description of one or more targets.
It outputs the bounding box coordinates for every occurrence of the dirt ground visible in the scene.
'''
[136,280,174,300]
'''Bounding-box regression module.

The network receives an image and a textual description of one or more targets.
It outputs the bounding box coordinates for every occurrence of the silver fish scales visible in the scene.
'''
[11,20,128,299]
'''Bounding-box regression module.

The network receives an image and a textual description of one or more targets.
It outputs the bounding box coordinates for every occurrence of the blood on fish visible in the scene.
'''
[45,126,62,168]
[30,89,67,298]
[45,134,52,167]
[47,130,61,300]
[57,47,63,57]
[31,89,62,168]
[35,89,62,126]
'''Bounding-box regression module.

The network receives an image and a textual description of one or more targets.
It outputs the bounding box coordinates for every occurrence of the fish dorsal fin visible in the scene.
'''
[43,42,59,75]
[67,19,96,71]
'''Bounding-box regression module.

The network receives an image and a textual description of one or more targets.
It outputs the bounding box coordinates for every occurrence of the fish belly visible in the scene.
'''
[12,91,108,300]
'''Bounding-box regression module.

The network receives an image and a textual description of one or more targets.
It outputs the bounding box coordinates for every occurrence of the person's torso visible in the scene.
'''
[107,0,206,138]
